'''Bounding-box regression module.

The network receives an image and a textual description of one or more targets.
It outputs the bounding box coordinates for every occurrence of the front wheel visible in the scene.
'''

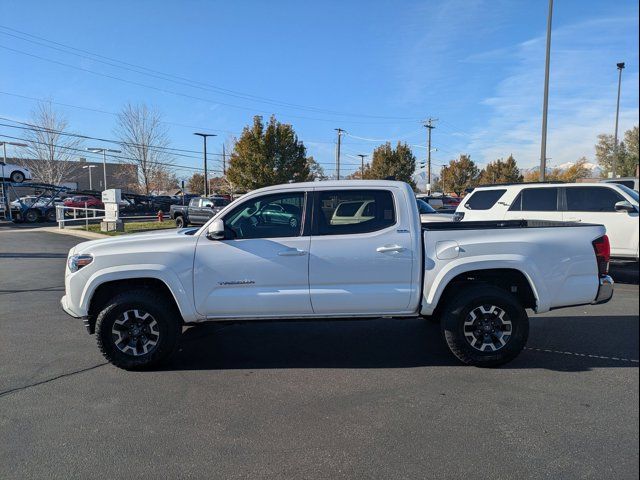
[175,216,186,228]
[95,289,182,370]
[24,209,40,223]
[440,285,529,367]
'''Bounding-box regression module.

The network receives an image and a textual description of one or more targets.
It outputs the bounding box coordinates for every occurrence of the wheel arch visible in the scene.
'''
[83,271,195,333]
[425,267,540,318]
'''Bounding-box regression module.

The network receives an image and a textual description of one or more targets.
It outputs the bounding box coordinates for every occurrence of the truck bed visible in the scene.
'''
[422,219,602,230]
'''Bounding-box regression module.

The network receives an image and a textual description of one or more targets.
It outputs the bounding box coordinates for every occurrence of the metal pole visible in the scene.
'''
[222,144,226,176]
[335,129,344,180]
[424,119,436,194]
[203,136,208,196]
[88,167,93,190]
[613,62,625,178]
[539,0,553,182]
[102,150,108,190]
[357,154,367,179]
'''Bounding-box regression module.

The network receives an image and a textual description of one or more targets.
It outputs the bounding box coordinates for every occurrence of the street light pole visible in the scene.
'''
[613,62,625,178]
[194,133,216,196]
[82,165,96,190]
[87,148,122,190]
[357,154,367,178]
[539,0,554,182]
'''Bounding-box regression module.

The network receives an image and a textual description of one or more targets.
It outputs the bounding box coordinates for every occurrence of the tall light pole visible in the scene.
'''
[539,0,554,182]
[357,154,368,178]
[334,128,345,180]
[194,133,216,196]
[613,62,625,178]
[87,148,121,190]
[82,164,97,190]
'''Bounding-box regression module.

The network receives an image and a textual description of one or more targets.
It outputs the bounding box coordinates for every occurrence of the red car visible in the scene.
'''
[63,195,104,209]
[442,196,461,208]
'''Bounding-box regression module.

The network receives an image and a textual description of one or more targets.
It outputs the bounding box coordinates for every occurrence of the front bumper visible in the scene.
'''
[592,275,614,305]
[61,295,92,333]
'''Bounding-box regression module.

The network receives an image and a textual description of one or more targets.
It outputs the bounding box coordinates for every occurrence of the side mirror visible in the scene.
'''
[615,200,636,213]
[206,218,225,240]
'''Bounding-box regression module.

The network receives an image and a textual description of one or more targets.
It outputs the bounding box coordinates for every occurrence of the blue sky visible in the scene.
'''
[1,0,638,180]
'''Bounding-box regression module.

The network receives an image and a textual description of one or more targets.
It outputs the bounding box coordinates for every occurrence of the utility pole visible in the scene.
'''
[613,62,625,178]
[539,0,554,182]
[357,154,367,179]
[194,133,216,196]
[423,119,436,194]
[222,144,227,176]
[334,128,345,180]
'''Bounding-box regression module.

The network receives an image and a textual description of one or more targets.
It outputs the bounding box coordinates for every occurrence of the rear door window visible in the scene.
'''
[565,187,624,212]
[463,189,506,210]
[315,190,396,235]
[510,188,559,212]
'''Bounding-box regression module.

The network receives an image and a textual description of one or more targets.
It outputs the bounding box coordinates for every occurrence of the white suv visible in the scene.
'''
[455,182,639,260]
[0,161,32,183]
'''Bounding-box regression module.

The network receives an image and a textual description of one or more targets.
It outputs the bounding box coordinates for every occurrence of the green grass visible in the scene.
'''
[83,221,177,236]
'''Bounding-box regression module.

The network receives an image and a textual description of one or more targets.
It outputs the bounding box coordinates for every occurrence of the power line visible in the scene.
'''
[0,44,419,126]
[0,24,421,121]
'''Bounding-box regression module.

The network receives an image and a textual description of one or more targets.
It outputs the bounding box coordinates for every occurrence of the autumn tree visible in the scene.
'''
[595,126,638,177]
[522,158,592,183]
[441,154,480,196]
[226,115,309,190]
[306,156,327,181]
[20,101,83,185]
[362,142,416,188]
[115,103,175,195]
[478,155,523,185]
[187,173,205,194]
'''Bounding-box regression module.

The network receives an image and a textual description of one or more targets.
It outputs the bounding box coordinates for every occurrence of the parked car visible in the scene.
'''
[61,180,613,370]
[0,161,32,183]
[63,195,104,210]
[416,194,443,210]
[170,196,230,227]
[10,195,62,223]
[454,182,639,260]
[600,177,639,192]
[417,199,454,222]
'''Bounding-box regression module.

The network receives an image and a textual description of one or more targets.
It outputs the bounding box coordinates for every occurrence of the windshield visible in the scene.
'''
[416,198,436,214]
[617,184,639,203]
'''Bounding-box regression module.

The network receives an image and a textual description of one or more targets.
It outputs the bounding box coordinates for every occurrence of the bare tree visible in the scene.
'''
[114,103,174,195]
[20,101,83,185]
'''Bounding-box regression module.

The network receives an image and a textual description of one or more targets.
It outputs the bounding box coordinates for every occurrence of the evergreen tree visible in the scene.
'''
[479,155,523,184]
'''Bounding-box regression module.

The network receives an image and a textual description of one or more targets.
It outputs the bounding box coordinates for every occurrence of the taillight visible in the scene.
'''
[592,235,610,276]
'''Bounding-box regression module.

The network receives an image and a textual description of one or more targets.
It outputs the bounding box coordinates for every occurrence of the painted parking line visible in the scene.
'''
[525,347,639,363]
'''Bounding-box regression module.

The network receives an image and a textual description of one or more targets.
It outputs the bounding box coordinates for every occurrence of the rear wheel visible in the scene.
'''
[440,285,529,367]
[24,209,40,223]
[95,289,182,370]
[45,208,57,222]
[10,171,25,183]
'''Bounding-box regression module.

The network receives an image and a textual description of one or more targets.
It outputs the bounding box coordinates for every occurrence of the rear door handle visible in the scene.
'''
[278,248,307,256]
[376,244,405,253]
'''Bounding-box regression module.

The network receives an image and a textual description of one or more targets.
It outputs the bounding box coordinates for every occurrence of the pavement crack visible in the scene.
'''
[525,347,639,363]
[0,363,108,399]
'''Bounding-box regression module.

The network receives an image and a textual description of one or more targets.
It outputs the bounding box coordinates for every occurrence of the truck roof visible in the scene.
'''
[248,180,409,196]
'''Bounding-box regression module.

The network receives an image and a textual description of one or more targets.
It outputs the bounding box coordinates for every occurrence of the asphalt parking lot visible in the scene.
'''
[1,229,638,479]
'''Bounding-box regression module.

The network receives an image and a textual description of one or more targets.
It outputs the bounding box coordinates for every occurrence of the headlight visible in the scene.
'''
[68,254,93,272]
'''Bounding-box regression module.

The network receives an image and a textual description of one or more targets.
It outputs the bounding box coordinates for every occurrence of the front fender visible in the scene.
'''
[80,264,200,323]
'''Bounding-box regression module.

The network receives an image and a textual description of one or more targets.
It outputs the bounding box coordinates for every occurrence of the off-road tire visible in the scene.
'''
[440,285,529,367]
[95,289,182,370]
[175,216,186,228]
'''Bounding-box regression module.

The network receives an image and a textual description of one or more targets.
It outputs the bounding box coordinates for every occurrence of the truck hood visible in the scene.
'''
[73,228,197,255]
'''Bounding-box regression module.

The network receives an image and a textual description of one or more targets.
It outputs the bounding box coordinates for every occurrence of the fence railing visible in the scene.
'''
[56,204,106,229]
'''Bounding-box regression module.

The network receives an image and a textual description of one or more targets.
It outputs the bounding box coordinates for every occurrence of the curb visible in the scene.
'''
[32,226,108,240]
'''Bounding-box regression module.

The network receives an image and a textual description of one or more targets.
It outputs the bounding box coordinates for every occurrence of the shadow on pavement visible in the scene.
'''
[609,262,639,285]
[164,315,639,372]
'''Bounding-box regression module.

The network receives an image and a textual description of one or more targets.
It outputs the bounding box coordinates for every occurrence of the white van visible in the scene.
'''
[455,182,639,260]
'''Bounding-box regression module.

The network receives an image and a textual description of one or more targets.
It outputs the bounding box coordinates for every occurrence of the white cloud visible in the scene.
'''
[466,15,639,168]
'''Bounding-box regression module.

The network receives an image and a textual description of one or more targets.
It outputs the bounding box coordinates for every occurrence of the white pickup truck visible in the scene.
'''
[61,180,613,370]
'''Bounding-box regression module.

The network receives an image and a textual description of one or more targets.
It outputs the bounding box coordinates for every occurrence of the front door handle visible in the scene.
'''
[278,248,307,256]
[376,244,405,253]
